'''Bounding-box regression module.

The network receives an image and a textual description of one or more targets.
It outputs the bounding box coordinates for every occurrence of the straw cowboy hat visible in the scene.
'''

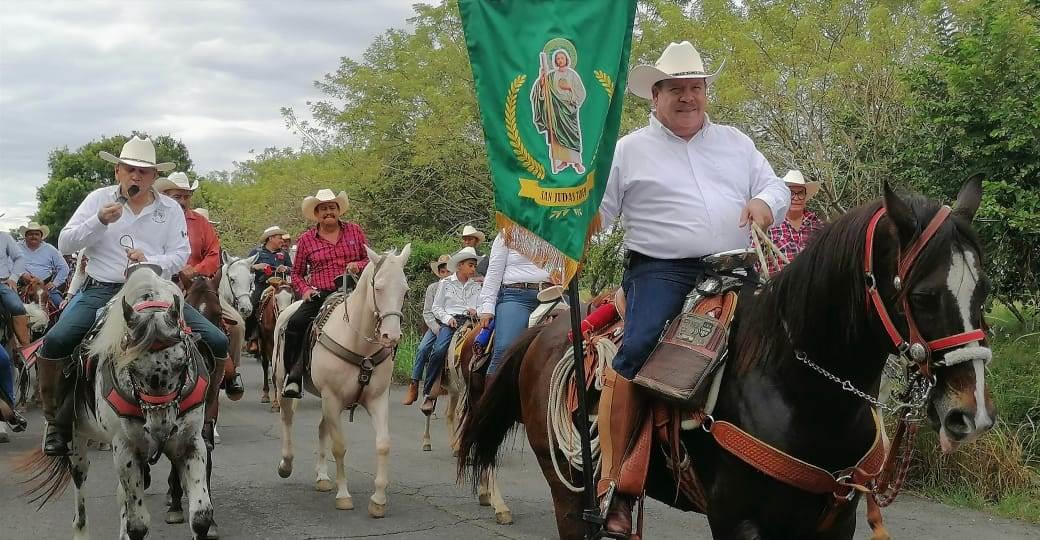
[155,172,199,193]
[428,254,451,276]
[194,208,219,224]
[782,170,820,201]
[261,225,288,244]
[459,225,486,243]
[628,41,725,100]
[301,189,350,222]
[447,247,480,273]
[98,135,175,172]
[23,221,50,240]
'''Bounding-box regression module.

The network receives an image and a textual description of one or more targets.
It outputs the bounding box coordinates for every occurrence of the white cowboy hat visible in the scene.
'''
[428,254,451,276]
[782,170,820,201]
[537,285,566,303]
[98,135,175,172]
[628,41,725,100]
[155,172,199,193]
[301,189,349,222]
[23,221,50,239]
[459,225,486,243]
[261,225,287,243]
[447,247,480,273]
[194,208,219,224]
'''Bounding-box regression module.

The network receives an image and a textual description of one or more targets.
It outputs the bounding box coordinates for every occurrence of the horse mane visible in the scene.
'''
[734,191,981,374]
[88,270,184,365]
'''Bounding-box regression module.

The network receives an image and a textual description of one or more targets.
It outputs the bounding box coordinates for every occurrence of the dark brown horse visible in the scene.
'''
[459,178,995,539]
[168,272,226,539]
[258,277,294,411]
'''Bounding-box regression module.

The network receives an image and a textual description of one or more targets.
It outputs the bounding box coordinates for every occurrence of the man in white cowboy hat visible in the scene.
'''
[283,189,370,398]
[595,41,790,536]
[36,135,231,456]
[402,254,452,405]
[17,221,68,307]
[766,170,825,273]
[419,247,482,413]
[245,225,292,353]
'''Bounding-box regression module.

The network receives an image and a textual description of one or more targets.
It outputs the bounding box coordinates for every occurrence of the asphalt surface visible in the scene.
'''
[1,357,1037,539]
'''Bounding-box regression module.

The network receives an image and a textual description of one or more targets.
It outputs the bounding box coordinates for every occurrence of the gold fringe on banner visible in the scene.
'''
[495,211,602,287]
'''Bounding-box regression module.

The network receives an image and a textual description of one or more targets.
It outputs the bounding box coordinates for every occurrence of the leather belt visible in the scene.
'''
[84,277,122,289]
[502,282,552,291]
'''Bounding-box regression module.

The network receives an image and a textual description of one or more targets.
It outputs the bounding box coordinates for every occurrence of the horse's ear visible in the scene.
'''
[168,295,181,320]
[883,181,918,246]
[211,265,223,287]
[953,172,984,222]
[398,243,412,263]
[220,250,230,266]
[122,297,134,322]
[365,245,382,265]
[247,253,260,265]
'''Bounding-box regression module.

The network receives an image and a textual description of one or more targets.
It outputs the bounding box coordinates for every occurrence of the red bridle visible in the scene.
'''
[863,206,986,376]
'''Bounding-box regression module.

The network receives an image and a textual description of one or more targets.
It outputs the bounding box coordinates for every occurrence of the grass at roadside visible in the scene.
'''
[392,330,420,384]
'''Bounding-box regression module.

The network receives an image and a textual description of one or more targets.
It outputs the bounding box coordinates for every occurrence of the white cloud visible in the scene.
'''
[0,0,418,230]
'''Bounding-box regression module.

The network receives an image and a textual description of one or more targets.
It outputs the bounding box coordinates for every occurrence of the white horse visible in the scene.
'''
[274,245,410,516]
[20,267,213,539]
[211,251,256,436]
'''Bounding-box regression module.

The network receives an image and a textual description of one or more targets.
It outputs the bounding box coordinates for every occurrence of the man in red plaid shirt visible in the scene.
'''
[766,170,824,274]
[282,189,369,398]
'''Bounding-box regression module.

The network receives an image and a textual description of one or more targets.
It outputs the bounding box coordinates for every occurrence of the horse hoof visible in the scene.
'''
[368,501,386,518]
[270,403,280,413]
[336,497,354,510]
[478,493,491,507]
[495,511,514,525]
[452,448,460,458]
[260,393,270,404]
[316,479,333,492]
[277,460,293,478]
[206,522,219,539]
[422,443,432,452]
[164,510,185,524]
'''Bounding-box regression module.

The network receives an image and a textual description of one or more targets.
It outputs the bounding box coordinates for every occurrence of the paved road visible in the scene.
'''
[2,358,1037,539]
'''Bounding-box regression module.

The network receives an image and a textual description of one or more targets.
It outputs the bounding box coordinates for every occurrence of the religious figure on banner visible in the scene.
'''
[530,39,587,175]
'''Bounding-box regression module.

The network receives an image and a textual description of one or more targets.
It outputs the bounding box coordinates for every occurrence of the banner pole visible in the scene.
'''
[566,272,603,537]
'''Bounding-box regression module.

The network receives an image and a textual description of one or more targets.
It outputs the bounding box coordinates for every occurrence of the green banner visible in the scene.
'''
[459,0,637,284]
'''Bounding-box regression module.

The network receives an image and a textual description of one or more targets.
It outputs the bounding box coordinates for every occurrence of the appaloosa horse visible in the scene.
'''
[19,267,213,539]
[274,245,409,516]
[459,178,996,539]
[258,276,294,410]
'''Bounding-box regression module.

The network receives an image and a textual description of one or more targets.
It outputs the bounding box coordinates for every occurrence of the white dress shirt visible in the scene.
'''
[422,279,444,334]
[58,186,189,283]
[478,234,551,315]
[431,274,482,324]
[599,114,790,259]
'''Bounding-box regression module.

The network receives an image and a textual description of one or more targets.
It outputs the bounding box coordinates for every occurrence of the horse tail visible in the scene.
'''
[15,448,73,509]
[457,324,544,489]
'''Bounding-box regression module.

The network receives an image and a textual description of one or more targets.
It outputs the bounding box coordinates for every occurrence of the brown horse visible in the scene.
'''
[459,178,995,539]
[258,277,294,411]
[167,272,226,539]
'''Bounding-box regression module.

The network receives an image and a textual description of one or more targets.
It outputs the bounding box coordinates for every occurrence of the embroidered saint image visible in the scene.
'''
[530,38,586,175]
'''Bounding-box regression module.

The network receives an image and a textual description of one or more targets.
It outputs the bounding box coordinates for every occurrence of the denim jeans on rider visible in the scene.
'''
[410,329,437,381]
[46,288,63,309]
[0,345,13,399]
[39,282,230,360]
[0,283,26,316]
[485,287,540,377]
[423,326,456,396]
[611,254,705,380]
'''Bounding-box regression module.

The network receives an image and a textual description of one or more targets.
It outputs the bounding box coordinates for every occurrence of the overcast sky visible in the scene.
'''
[0,0,418,231]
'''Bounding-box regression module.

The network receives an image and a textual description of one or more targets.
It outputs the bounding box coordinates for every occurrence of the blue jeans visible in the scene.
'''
[0,345,13,400]
[0,283,26,316]
[410,329,437,381]
[39,283,229,360]
[46,288,63,308]
[612,255,705,379]
[486,287,540,376]
[424,326,457,396]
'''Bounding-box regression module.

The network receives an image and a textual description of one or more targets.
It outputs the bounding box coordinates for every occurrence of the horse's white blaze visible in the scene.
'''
[946,248,991,430]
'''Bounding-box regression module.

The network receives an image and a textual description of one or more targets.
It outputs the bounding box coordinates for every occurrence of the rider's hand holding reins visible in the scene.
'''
[345,262,360,275]
[478,314,493,329]
[448,318,458,329]
[739,198,774,230]
[126,249,147,263]
[97,202,123,225]
[303,289,319,302]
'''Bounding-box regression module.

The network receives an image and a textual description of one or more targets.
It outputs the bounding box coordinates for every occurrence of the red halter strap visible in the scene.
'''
[133,300,172,312]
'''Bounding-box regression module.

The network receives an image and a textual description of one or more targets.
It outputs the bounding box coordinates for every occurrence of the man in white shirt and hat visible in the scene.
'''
[36,135,231,456]
[595,41,790,536]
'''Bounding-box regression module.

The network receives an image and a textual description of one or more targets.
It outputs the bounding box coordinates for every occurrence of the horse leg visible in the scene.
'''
[321,393,354,510]
[314,411,333,492]
[71,436,91,540]
[484,469,513,525]
[259,347,271,404]
[422,414,432,452]
[367,389,391,518]
[111,441,149,540]
[447,392,459,457]
[165,464,185,524]
[179,434,215,540]
[277,395,296,477]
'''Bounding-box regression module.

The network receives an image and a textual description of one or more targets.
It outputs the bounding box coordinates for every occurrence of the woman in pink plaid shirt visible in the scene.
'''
[282,189,370,398]
[766,170,824,274]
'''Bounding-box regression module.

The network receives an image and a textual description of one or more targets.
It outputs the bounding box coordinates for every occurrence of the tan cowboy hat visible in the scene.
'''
[23,221,50,239]
[459,225,486,243]
[301,189,349,222]
[447,247,480,273]
[155,171,199,193]
[261,225,287,243]
[628,41,725,100]
[428,254,451,276]
[194,208,219,224]
[782,170,820,201]
[98,135,175,172]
